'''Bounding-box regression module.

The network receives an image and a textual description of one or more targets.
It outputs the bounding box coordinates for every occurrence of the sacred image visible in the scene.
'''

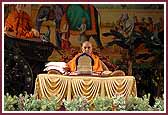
[3,3,165,112]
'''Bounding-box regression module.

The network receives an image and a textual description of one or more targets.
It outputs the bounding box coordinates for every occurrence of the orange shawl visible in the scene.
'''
[5,10,34,38]
[67,53,103,72]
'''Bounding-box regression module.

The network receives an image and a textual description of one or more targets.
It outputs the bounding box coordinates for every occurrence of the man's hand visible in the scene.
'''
[63,66,70,72]
[4,26,9,32]
[31,28,40,37]
[101,71,112,76]
[4,26,16,36]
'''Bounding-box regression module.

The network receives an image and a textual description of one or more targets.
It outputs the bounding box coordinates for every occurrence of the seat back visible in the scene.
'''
[76,53,93,75]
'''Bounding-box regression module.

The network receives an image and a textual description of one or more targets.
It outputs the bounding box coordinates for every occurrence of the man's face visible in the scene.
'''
[16,4,25,13]
[82,42,92,55]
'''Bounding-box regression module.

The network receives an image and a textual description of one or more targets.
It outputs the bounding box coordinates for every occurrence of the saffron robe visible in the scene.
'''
[5,10,34,38]
[67,53,103,72]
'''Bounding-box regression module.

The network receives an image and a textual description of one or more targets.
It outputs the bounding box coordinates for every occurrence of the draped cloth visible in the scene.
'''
[34,74,137,104]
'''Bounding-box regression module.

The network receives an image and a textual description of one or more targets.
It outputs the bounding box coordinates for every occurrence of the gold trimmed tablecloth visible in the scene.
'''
[34,74,137,103]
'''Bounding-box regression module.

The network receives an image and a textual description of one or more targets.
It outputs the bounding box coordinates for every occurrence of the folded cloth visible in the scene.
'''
[45,62,67,67]
[44,62,67,74]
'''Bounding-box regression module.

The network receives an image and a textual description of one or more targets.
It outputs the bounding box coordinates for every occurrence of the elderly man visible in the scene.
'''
[47,41,107,75]
[5,4,39,38]
[47,41,125,76]
[67,41,103,72]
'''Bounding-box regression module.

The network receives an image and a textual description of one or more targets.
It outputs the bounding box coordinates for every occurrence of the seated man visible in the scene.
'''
[66,41,104,75]
[60,41,125,75]
[4,4,39,38]
[46,41,125,76]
